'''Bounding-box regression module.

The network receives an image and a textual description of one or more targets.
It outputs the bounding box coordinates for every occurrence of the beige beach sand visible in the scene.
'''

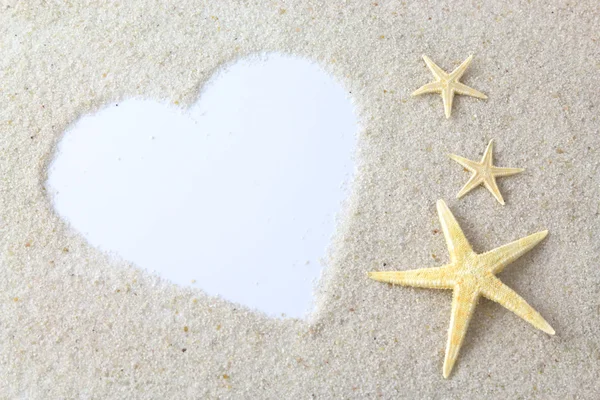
[1,1,599,398]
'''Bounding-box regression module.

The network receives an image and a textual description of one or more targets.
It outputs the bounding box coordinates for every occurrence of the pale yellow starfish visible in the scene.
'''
[450,139,524,205]
[368,200,554,378]
[412,55,487,118]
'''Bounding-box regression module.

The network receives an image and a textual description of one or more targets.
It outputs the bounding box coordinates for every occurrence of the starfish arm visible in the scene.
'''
[368,266,453,289]
[411,81,443,96]
[442,87,455,119]
[481,139,495,165]
[492,166,525,177]
[443,284,479,378]
[482,176,505,205]
[436,200,473,262]
[479,230,548,274]
[456,173,483,199]
[449,154,481,171]
[452,81,488,99]
[449,54,473,81]
[481,276,555,335]
[422,55,448,80]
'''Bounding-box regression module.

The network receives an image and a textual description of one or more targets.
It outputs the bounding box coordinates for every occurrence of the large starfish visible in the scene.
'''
[450,139,524,205]
[412,54,487,118]
[368,200,554,378]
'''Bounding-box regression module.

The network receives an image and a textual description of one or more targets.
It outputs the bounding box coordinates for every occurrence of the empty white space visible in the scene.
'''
[47,53,357,319]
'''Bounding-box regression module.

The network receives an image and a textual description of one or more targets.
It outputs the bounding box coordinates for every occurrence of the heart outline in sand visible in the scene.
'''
[47,53,358,319]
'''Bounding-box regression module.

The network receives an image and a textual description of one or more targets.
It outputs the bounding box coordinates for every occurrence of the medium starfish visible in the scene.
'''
[368,200,554,378]
[412,54,487,118]
[450,139,524,205]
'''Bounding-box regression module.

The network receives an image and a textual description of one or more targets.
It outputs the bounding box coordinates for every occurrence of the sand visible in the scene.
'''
[1,1,599,398]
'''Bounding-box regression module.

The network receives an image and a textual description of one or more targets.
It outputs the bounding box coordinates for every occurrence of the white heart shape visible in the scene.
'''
[47,53,358,319]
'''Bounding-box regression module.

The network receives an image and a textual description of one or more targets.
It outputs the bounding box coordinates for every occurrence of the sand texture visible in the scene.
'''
[1,1,599,398]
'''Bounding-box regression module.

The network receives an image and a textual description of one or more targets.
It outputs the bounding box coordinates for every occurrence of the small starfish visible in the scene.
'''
[412,55,487,118]
[450,139,524,205]
[368,200,554,378]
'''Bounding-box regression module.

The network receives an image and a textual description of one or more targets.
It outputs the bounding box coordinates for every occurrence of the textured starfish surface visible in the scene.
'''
[368,200,554,378]
[450,139,524,205]
[412,54,487,118]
